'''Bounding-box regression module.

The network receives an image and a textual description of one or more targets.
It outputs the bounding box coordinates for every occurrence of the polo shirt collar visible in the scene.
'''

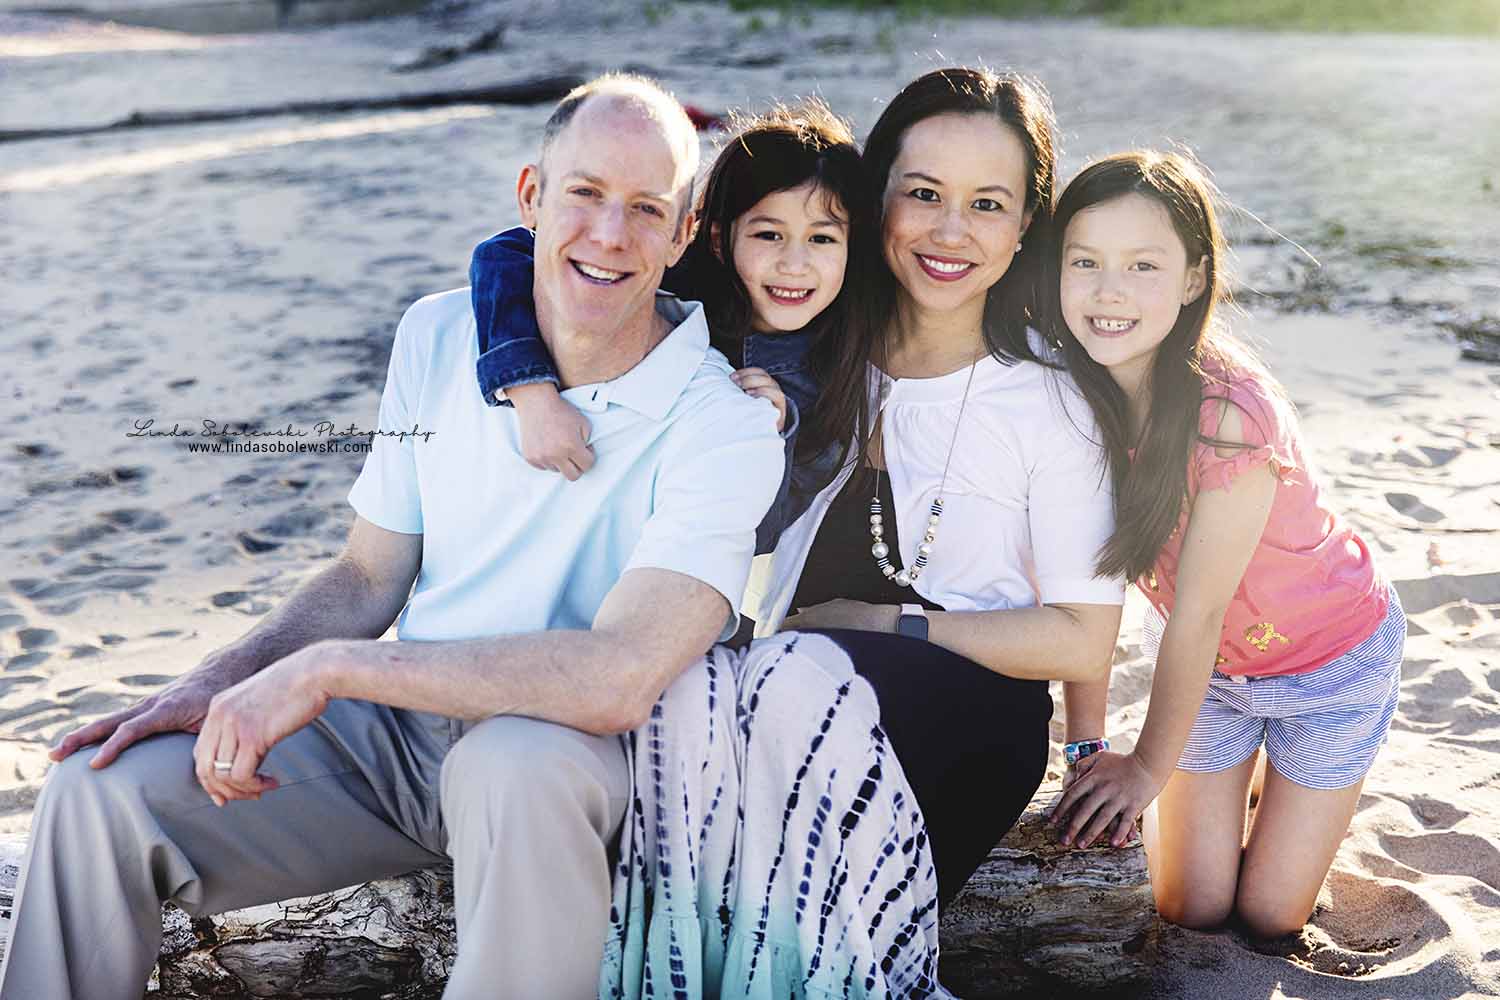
[561,293,709,420]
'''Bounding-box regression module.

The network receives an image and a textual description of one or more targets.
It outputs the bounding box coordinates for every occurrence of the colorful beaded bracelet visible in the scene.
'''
[1064,738,1110,766]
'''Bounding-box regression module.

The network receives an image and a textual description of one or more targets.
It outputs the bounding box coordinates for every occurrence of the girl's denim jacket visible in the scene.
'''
[470,228,828,553]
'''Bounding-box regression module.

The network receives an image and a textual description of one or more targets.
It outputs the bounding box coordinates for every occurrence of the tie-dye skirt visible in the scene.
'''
[600,631,955,1000]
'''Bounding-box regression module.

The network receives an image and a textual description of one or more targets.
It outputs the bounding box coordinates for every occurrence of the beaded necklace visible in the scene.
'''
[869,356,981,587]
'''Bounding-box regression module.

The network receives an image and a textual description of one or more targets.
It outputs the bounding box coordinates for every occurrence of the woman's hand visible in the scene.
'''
[731,367,788,432]
[1049,750,1165,849]
[784,599,899,634]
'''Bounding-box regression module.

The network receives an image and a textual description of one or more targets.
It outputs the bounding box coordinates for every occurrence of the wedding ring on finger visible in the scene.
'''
[213,760,234,773]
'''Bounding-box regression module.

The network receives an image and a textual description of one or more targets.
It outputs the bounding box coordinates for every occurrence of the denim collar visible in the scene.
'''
[561,292,709,420]
[742,328,813,373]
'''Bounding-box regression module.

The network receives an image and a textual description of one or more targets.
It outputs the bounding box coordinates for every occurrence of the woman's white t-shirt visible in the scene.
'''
[750,334,1124,635]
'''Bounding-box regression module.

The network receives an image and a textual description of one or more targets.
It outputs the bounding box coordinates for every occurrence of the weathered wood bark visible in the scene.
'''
[938,779,1159,997]
[0,72,585,144]
[0,779,1155,997]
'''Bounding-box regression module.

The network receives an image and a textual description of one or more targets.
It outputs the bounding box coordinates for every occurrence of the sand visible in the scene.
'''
[1,1,1497,996]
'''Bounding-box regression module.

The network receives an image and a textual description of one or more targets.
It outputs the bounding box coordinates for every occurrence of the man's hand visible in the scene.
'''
[50,659,239,769]
[1048,750,1164,849]
[783,599,899,634]
[730,367,787,433]
[192,646,335,806]
[507,381,594,481]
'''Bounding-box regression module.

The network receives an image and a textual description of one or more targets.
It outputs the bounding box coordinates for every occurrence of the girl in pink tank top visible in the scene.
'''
[1047,151,1404,940]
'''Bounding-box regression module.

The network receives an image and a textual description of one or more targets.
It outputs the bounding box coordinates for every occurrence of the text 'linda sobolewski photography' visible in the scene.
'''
[125,418,436,454]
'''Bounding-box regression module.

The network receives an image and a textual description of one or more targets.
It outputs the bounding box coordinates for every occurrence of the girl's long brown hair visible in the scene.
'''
[1042,151,1278,581]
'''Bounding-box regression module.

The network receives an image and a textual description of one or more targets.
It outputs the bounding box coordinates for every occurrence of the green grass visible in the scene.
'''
[725,0,1500,36]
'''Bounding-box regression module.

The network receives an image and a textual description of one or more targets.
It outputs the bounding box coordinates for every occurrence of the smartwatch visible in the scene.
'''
[896,603,929,641]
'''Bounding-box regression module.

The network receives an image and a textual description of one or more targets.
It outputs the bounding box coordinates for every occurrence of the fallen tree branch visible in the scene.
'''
[0,778,1157,998]
[0,71,585,144]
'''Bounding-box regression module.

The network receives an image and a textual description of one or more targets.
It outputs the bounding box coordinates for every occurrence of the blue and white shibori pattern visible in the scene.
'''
[601,631,954,1000]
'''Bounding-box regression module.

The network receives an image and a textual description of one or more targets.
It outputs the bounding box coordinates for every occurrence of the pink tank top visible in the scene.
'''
[1139,368,1388,677]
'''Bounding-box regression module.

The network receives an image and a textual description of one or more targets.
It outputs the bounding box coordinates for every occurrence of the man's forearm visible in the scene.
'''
[215,556,409,681]
[308,628,657,736]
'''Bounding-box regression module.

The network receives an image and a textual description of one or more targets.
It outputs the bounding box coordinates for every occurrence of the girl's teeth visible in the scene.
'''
[919,256,971,274]
[577,262,626,281]
[1093,318,1135,332]
[768,287,812,301]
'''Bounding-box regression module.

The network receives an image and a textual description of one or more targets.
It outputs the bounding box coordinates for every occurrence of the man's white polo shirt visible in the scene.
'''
[348,288,784,643]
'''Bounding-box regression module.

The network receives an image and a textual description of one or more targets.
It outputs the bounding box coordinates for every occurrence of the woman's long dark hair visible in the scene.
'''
[1042,150,1272,581]
[805,67,1059,484]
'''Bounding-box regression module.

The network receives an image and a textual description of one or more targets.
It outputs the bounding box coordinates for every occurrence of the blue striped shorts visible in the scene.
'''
[1141,586,1406,790]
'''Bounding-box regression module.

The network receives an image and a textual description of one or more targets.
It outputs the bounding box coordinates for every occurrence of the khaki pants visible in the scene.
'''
[0,699,629,1000]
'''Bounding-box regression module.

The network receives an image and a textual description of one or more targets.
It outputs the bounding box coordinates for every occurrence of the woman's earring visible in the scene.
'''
[1015,242,1023,252]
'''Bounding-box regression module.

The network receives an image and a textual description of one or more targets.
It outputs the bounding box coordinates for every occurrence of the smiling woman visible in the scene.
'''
[750,66,1125,917]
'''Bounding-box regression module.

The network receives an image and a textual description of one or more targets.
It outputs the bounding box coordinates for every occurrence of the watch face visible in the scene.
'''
[897,614,929,640]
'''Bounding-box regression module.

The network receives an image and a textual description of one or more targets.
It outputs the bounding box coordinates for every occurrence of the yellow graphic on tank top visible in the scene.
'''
[1244,622,1290,653]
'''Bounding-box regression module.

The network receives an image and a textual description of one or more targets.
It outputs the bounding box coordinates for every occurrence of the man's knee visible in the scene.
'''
[440,717,626,829]
[35,734,199,836]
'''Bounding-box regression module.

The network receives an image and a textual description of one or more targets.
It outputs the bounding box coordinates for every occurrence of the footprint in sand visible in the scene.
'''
[1273,869,1449,979]
[1385,492,1446,523]
[1386,793,1468,830]
[257,507,330,539]
[1400,656,1438,680]
[16,628,57,650]
[211,591,249,608]
[1394,446,1464,468]
[1380,830,1500,892]
[119,674,174,687]
[51,521,120,553]
[1442,602,1487,629]
[236,531,282,555]
[6,651,52,671]
[101,508,169,532]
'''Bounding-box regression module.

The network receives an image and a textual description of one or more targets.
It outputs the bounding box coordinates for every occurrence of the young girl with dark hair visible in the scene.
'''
[1047,151,1404,939]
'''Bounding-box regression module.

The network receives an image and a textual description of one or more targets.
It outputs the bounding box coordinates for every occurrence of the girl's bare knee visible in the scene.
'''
[1154,887,1234,931]
[1235,888,1310,940]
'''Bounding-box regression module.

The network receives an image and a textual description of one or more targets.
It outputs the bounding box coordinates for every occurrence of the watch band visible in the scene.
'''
[1064,738,1111,766]
[896,603,929,641]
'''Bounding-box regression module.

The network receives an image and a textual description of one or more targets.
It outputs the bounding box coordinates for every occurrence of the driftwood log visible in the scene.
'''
[0,779,1155,998]
[0,72,586,145]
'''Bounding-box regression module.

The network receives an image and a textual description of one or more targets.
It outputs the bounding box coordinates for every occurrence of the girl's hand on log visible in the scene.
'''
[1048,750,1164,849]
